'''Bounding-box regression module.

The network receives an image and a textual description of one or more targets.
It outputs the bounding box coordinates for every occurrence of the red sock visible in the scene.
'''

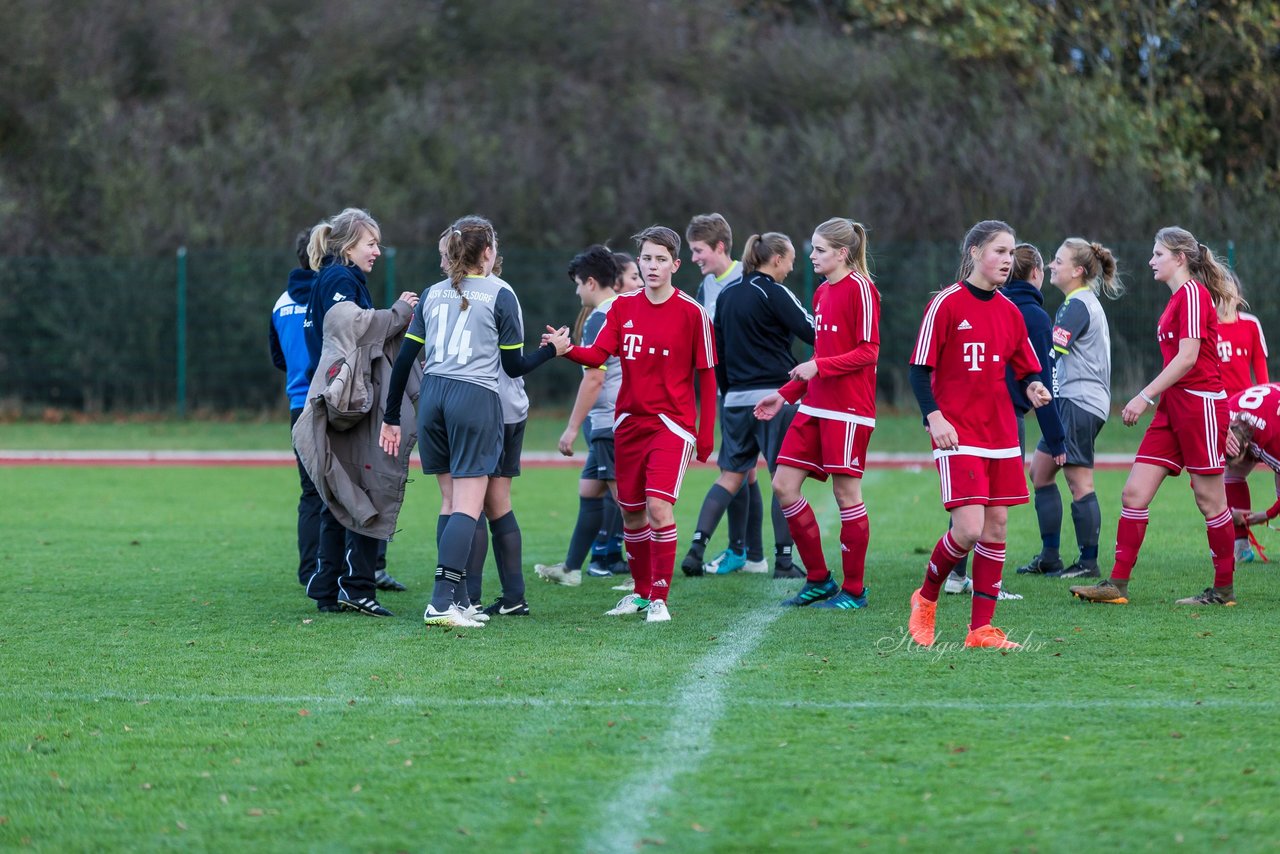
[838,503,869,596]
[1225,477,1251,540]
[624,525,652,600]
[649,524,678,602]
[920,530,968,602]
[969,541,1005,630]
[1206,509,1235,588]
[1111,507,1148,581]
[781,498,829,583]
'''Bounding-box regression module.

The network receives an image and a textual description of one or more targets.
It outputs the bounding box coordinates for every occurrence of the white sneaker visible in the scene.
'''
[611,577,635,592]
[534,562,582,587]
[743,558,769,574]
[423,604,484,628]
[943,571,972,595]
[459,603,491,623]
[997,587,1023,601]
[645,599,671,622]
[605,594,647,616]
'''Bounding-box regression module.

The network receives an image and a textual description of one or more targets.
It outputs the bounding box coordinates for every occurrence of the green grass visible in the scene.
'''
[3,463,1280,851]
[0,410,1145,456]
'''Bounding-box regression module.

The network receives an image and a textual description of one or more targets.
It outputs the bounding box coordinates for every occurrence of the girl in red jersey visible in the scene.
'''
[1215,271,1270,561]
[753,218,879,610]
[1070,227,1238,606]
[906,220,1052,650]
[555,226,717,624]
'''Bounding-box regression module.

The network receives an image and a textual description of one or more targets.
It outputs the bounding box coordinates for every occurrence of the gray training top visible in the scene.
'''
[1050,287,1112,422]
[407,274,525,396]
[582,296,622,435]
[495,281,530,424]
[694,259,743,321]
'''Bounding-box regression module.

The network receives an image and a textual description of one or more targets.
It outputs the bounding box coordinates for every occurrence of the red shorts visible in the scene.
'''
[775,411,873,480]
[934,452,1029,509]
[1135,388,1228,475]
[614,416,695,511]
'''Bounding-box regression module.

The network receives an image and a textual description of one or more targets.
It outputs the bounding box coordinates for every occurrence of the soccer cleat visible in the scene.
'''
[743,558,769,574]
[943,571,972,595]
[645,599,671,622]
[423,604,484,628]
[481,598,531,617]
[772,562,805,579]
[1235,545,1257,565]
[605,594,649,616]
[704,548,747,575]
[964,625,1022,649]
[611,577,635,592]
[586,561,614,578]
[908,588,937,647]
[811,589,868,610]
[316,602,343,613]
[780,576,839,607]
[1069,579,1129,604]
[607,557,631,575]
[374,568,407,592]
[1174,586,1237,606]
[337,594,394,617]
[459,603,491,623]
[534,562,582,587]
[1050,562,1100,579]
[680,550,706,577]
[997,586,1023,601]
[1015,554,1064,575]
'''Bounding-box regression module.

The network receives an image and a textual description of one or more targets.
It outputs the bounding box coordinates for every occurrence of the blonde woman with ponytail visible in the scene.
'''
[1071,227,1237,607]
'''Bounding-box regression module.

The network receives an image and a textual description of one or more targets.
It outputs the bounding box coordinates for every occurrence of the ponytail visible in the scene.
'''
[1061,237,1123,299]
[741,232,793,275]
[440,215,499,311]
[306,223,331,272]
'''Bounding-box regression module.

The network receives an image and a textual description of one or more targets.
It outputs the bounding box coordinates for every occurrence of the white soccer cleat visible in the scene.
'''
[423,604,484,628]
[996,587,1023,601]
[534,562,582,587]
[645,599,671,622]
[611,577,635,592]
[943,571,972,595]
[743,558,769,574]
[459,603,491,623]
[605,594,647,616]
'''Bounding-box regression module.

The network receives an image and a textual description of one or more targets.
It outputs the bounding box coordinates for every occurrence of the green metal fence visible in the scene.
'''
[2,240,1275,416]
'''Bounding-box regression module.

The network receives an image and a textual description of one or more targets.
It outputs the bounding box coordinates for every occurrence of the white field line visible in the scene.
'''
[4,689,1273,713]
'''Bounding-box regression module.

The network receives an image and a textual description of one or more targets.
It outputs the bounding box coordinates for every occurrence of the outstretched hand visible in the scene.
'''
[753,392,784,421]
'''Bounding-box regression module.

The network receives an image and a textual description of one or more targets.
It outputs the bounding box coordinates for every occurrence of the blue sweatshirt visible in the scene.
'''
[1002,279,1066,456]
[304,257,373,381]
[270,267,318,409]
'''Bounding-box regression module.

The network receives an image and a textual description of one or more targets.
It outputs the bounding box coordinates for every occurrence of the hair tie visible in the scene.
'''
[454,229,462,237]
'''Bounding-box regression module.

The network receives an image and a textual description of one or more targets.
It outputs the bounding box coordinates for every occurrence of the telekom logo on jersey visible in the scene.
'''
[622,333,644,360]
[963,341,986,372]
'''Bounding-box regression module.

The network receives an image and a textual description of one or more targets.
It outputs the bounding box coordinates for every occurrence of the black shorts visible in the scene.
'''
[1037,398,1105,468]
[491,419,526,478]
[581,427,616,481]
[417,374,504,478]
[717,402,798,473]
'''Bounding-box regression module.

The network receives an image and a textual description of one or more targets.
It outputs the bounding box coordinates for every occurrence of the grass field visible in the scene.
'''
[4,455,1280,851]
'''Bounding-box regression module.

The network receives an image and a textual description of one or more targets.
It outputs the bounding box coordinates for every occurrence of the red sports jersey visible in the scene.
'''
[1229,383,1280,471]
[779,271,880,422]
[565,289,716,436]
[1158,280,1224,393]
[1217,312,1269,394]
[911,283,1041,455]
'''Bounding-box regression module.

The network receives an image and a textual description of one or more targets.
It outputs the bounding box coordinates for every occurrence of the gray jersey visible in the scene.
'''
[496,282,530,424]
[1051,287,1112,422]
[583,297,622,434]
[407,274,524,394]
[695,260,743,320]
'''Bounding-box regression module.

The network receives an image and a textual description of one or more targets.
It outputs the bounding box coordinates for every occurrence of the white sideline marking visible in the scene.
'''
[5,689,1274,712]
[584,601,786,854]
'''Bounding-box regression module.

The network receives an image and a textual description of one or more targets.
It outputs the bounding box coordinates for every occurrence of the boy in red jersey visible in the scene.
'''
[1215,271,1270,561]
[906,220,1052,650]
[1071,227,1236,606]
[555,226,717,623]
[754,218,880,610]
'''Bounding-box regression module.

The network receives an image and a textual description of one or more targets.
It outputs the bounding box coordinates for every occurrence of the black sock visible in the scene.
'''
[771,495,793,565]
[691,484,735,557]
[949,516,968,577]
[595,496,619,555]
[1071,492,1101,567]
[1035,484,1063,562]
[490,511,524,601]
[436,513,448,551]
[431,513,478,611]
[746,479,764,561]
[567,496,604,570]
[464,519,488,605]
[726,483,749,552]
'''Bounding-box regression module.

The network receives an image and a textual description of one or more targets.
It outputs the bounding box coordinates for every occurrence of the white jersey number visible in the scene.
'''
[430,304,474,366]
